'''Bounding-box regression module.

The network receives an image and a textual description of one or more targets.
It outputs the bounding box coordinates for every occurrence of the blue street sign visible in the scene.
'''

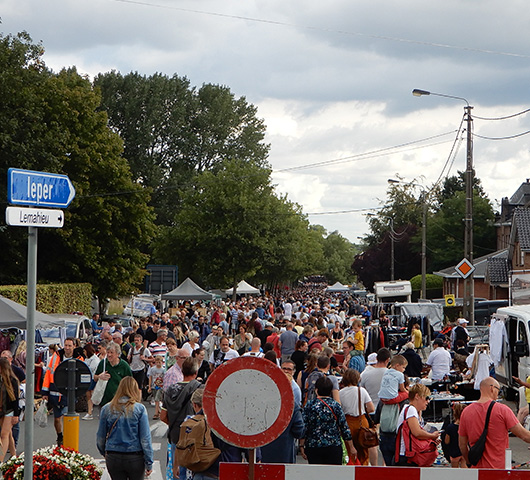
[7,168,76,208]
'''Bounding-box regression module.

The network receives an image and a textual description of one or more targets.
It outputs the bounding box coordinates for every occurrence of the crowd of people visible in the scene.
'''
[5,288,530,479]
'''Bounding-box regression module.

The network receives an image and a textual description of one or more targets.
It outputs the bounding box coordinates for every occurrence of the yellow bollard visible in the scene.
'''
[63,414,79,451]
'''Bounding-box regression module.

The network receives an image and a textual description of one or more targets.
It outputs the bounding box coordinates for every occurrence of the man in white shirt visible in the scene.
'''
[426,338,452,381]
[209,336,239,370]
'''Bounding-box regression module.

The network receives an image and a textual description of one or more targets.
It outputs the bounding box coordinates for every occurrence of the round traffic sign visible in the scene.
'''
[203,356,295,448]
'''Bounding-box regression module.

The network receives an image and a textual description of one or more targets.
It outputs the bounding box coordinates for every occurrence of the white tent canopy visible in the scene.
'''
[161,277,214,301]
[225,280,261,296]
[326,281,350,292]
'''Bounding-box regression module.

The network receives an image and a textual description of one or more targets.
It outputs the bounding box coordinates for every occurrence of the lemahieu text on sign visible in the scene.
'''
[6,206,64,228]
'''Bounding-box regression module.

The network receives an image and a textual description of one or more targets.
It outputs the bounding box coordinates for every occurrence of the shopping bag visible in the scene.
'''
[92,379,108,406]
[35,399,48,428]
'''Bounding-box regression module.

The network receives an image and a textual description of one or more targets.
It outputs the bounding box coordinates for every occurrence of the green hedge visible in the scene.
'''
[0,283,92,314]
[410,274,443,291]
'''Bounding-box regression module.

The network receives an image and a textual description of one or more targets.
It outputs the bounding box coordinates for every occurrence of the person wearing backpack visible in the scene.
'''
[304,356,339,405]
[161,357,202,480]
[185,388,261,479]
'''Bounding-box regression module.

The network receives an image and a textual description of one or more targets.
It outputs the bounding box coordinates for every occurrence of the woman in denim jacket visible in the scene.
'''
[97,377,154,479]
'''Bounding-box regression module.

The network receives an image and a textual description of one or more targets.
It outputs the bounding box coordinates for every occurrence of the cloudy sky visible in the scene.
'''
[2,0,530,243]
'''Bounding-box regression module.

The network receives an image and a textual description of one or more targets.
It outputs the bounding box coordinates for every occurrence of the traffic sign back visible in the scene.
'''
[8,168,76,208]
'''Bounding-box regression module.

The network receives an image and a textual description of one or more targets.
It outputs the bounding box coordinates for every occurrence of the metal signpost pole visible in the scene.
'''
[24,227,37,480]
[6,168,75,480]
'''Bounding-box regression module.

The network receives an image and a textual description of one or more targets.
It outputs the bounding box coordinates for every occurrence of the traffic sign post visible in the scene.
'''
[8,168,76,208]
[6,168,75,480]
[53,359,92,451]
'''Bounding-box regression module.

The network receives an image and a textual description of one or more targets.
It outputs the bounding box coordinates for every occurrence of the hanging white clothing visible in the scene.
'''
[466,350,492,390]
[489,318,508,367]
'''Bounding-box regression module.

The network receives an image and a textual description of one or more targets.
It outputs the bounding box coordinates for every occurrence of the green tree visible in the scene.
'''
[354,178,425,288]
[427,177,496,271]
[321,231,357,284]
[152,159,275,289]
[94,72,270,226]
[0,32,156,303]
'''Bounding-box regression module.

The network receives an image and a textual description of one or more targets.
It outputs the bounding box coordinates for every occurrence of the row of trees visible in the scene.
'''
[353,173,497,290]
[0,31,358,303]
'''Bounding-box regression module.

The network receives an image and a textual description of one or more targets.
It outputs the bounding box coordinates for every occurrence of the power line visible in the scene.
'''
[472,130,530,140]
[112,0,530,59]
[473,108,530,121]
[431,115,466,190]
[274,131,457,173]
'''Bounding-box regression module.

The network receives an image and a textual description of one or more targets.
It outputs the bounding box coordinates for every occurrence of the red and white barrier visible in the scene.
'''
[220,464,530,480]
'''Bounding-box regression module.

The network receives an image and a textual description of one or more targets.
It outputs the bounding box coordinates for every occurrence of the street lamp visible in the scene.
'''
[412,88,474,323]
[388,179,427,300]
[366,213,395,281]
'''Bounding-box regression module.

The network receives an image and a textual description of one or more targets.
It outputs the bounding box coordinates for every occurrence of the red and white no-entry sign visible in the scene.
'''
[203,356,295,448]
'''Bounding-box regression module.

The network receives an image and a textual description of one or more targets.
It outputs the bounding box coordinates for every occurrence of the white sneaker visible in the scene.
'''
[82,413,93,420]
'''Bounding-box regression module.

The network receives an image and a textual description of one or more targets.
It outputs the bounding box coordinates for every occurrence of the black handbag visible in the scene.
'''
[467,401,495,466]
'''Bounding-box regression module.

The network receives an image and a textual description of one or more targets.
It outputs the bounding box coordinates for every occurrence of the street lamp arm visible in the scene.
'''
[412,87,474,322]
[412,88,470,107]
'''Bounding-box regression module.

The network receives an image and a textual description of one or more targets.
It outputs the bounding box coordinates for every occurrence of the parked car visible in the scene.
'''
[38,314,93,346]
[123,294,160,317]
[474,300,509,325]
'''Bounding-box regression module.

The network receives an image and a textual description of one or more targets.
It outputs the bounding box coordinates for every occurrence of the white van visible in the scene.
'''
[490,304,530,400]
[38,314,93,346]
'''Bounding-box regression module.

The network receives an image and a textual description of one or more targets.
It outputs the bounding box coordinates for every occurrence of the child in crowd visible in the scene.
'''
[444,403,467,468]
[412,323,423,349]
[147,355,165,419]
[378,354,409,404]
[350,319,364,356]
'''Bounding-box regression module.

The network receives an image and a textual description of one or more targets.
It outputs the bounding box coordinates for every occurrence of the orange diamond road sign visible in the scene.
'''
[455,258,475,279]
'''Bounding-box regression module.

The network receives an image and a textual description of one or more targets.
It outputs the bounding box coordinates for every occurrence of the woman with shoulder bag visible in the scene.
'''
[395,384,440,467]
[339,368,375,465]
[301,376,356,465]
[96,376,154,479]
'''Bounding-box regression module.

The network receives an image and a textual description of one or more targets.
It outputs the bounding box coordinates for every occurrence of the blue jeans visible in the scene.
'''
[167,442,188,480]
[379,432,397,466]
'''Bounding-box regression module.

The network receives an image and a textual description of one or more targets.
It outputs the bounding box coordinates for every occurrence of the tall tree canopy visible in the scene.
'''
[0,32,156,301]
[94,72,270,226]
[151,158,355,289]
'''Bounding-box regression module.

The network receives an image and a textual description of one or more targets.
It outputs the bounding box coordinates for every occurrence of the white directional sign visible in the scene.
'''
[5,206,64,228]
